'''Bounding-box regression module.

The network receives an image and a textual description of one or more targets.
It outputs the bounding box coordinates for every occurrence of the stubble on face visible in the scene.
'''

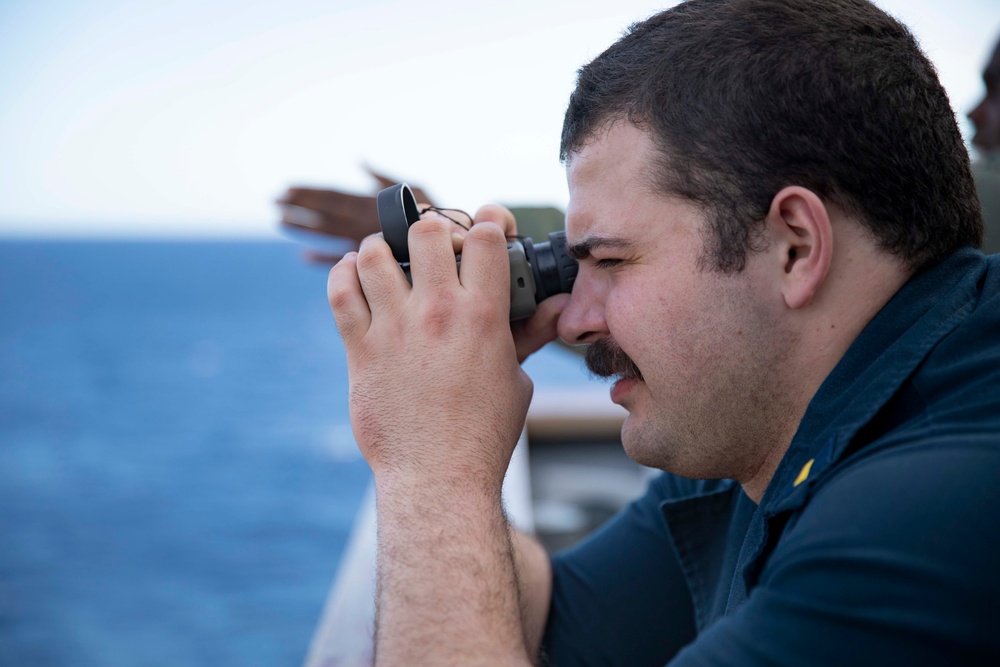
[610,270,797,485]
[662,282,796,482]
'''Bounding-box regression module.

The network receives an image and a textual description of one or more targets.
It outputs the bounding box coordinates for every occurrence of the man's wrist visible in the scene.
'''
[366,430,519,500]
[373,467,508,524]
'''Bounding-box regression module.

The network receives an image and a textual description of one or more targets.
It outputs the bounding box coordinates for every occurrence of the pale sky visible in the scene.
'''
[1,0,997,237]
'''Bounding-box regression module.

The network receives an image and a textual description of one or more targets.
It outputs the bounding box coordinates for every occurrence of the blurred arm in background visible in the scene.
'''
[277,167,435,263]
[276,166,566,263]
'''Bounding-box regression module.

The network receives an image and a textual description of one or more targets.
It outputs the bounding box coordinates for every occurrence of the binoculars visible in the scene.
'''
[376,183,578,321]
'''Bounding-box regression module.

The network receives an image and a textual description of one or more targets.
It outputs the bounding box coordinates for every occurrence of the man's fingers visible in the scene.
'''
[457,221,511,307]
[356,234,410,316]
[512,293,570,362]
[327,253,371,345]
[473,204,519,238]
[407,216,464,291]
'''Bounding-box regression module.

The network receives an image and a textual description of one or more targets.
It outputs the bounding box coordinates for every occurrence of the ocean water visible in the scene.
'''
[0,240,593,667]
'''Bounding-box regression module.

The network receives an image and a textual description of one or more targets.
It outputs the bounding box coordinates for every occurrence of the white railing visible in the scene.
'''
[304,389,626,667]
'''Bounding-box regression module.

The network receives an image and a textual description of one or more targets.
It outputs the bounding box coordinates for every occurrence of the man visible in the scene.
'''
[970,33,1000,253]
[327,0,1000,664]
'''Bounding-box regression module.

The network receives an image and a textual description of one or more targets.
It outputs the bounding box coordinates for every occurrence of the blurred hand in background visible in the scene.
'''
[277,166,434,263]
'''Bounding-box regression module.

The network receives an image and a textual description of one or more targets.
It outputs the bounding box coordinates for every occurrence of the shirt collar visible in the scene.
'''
[763,247,988,514]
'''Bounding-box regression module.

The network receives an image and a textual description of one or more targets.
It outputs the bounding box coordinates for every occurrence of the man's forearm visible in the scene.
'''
[373,474,533,665]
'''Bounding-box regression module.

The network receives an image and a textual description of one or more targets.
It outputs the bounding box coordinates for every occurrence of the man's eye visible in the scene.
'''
[594,258,623,269]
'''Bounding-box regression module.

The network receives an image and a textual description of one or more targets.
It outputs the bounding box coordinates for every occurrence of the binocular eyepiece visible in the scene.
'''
[376,183,578,321]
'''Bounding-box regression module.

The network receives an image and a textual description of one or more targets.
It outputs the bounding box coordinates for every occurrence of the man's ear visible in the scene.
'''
[765,186,833,310]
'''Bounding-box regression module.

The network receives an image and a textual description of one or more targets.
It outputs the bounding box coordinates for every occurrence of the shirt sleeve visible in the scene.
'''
[667,438,1000,666]
[542,473,698,667]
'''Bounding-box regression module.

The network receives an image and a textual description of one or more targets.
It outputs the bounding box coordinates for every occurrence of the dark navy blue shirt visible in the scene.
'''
[542,248,1000,666]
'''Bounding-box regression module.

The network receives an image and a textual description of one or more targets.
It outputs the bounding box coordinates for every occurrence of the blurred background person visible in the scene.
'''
[970,32,1000,253]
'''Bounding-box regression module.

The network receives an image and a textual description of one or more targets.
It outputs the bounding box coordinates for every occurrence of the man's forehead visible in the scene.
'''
[564,123,659,239]
[564,181,614,243]
[566,122,655,180]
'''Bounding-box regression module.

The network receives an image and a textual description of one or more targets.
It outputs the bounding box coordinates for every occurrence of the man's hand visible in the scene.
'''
[328,213,537,664]
[462,204,570,363]
[328,212,532,485]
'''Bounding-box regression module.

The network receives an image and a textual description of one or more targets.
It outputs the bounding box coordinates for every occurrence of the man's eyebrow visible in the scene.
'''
[566,235,635,261]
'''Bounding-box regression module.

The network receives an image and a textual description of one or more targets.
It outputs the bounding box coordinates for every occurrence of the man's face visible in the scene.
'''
[970,42,1000,155]
[557,122,792,481]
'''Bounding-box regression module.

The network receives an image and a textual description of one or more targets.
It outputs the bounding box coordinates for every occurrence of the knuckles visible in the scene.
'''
[463,221,507,248]
[328,283,356,314]
[473,204,518,236]
[355,238,396,274]
[415,290,459,336]
[409,215,455,240]
[327,258,358,310]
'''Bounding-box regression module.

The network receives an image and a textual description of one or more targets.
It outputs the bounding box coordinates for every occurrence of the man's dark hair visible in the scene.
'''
[560,0,983,272]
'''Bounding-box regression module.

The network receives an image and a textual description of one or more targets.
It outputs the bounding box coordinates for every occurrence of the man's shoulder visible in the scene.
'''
[767,436,1000,626]
[764,250,1000,598]
[807,277,1000,525]
[679,438,1000,667]
[811,434,1000,518]
[911,257,1000,425]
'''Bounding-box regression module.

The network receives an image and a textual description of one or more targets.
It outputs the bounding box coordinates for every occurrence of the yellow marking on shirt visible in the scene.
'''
[794,459,815,487]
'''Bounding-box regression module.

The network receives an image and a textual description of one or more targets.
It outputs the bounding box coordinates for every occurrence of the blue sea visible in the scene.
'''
[0,240,593,667]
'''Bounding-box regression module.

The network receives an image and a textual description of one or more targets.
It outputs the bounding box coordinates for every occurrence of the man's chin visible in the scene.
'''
[619,415,663,469]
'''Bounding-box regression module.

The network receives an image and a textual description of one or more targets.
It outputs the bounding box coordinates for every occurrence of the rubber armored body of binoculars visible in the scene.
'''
[376,183,578,321]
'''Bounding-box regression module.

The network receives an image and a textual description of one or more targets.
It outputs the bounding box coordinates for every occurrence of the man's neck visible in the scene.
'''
[740,235,912,503]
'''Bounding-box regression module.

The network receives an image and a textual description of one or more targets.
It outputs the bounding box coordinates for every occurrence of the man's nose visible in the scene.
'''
[556,277,609,345]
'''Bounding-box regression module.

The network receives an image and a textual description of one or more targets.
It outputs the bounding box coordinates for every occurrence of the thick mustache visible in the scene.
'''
[585,338,643,381]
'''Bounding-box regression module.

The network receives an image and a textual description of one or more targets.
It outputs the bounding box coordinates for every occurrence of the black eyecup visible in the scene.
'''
[376,183,421,263]
[524,231,578,302]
